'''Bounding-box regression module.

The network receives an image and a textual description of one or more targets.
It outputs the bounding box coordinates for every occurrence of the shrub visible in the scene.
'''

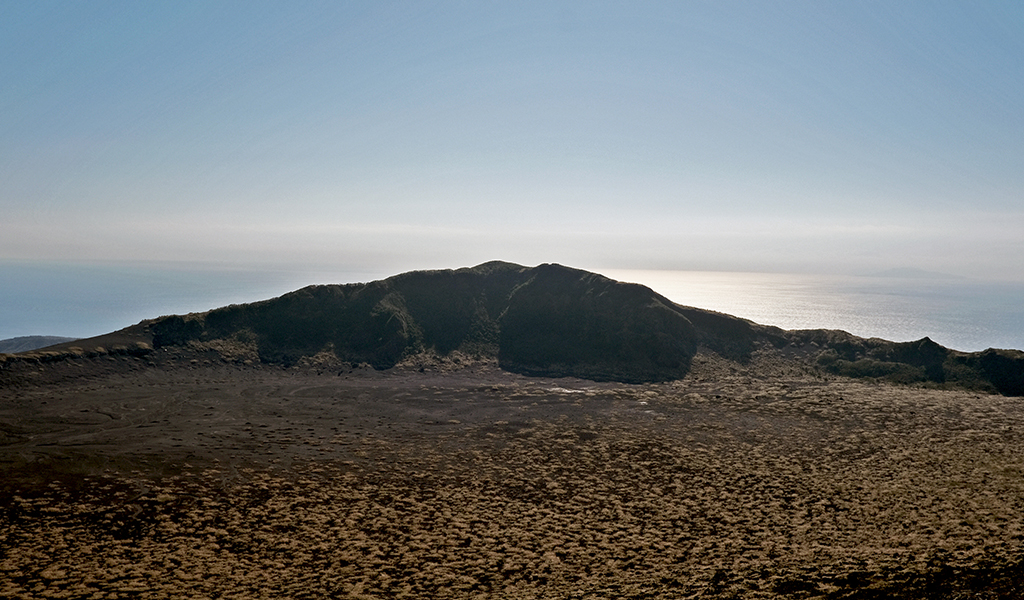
[826,358,926,384]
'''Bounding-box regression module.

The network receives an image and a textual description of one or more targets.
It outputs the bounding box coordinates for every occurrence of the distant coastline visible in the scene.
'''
[0,335,78,353]
[866,267,966,280]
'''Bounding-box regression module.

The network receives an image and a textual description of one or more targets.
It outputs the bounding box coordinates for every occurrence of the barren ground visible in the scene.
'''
[2,350,1024,598]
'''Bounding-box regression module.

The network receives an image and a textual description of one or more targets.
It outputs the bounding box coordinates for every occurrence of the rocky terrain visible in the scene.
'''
[2,263,1024,598]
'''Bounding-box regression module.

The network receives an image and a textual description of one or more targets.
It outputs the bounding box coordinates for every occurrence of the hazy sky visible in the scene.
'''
[3,1,1023,279]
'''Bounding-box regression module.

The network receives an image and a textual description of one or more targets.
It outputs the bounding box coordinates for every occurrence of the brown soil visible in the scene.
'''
[2,350,1023,598]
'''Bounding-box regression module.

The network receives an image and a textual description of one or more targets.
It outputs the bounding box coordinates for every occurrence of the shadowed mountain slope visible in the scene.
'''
[4,262,1022,393]
[149,261,745,383]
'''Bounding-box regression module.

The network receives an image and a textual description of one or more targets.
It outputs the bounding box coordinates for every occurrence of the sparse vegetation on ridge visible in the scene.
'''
[130,262,1024,394]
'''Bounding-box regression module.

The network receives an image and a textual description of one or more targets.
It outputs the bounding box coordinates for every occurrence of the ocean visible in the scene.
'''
[604,269,1024,352]
[2,262,1022,353]
[0,262,393,343]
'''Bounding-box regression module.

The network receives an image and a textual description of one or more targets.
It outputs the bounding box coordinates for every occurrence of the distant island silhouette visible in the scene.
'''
[0,335,78,353]
[867,267,966,279]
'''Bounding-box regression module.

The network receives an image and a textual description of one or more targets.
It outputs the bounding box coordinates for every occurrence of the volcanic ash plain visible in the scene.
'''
[2,351,1024,599]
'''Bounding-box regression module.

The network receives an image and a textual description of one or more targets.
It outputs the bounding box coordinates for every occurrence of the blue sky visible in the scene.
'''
[3,1,1023,279]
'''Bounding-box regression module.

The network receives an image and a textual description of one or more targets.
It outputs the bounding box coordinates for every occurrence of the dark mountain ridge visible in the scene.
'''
[0,335,78,353]
[4,262,1023,394]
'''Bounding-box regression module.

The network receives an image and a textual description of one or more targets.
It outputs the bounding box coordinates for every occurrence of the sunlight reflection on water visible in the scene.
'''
[602,269,1024,352]
[2,263,1021,353]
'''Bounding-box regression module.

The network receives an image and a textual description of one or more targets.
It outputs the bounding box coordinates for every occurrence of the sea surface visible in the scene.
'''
[0,261,393,343]
[605,269,1024,353]
[2,262,1022,353]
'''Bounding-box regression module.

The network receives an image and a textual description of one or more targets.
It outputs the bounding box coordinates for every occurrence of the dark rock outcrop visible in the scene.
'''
[495,263,699,382]
[802,330,1024,396]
